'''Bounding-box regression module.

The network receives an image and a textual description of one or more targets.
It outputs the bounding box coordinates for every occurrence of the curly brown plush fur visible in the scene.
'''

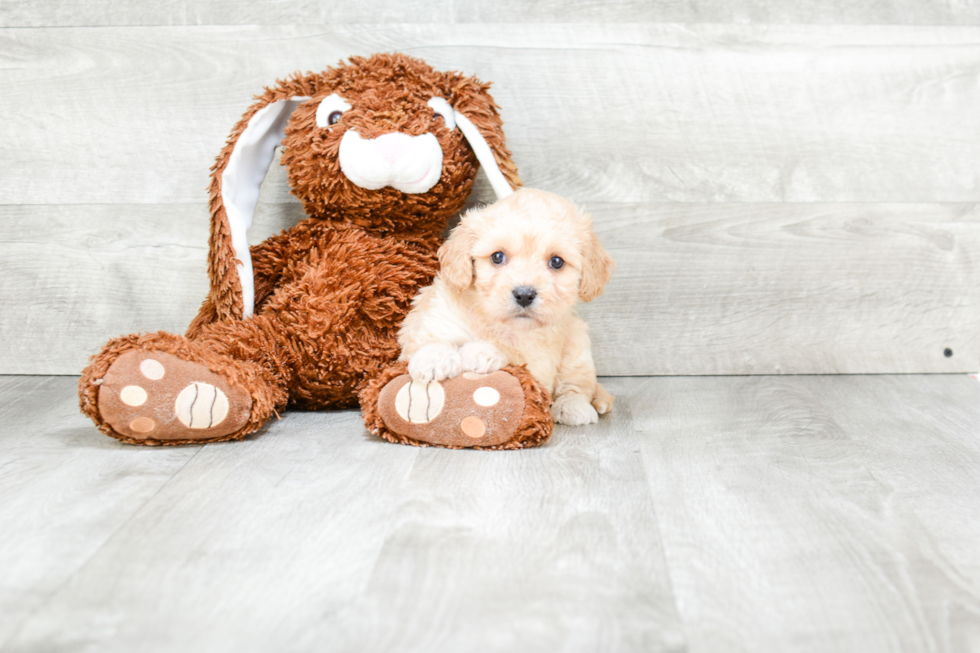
[79,53,552,448]
[188,53,521,331]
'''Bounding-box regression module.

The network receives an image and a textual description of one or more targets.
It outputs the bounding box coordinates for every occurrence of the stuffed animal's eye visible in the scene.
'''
[427,97,457,130]
[315,93,352,129]
[491,251,506,265]
[549,256,565,270]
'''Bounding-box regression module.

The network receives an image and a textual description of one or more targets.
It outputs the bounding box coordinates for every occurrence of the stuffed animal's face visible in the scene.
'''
[279,54,518,235]
[209,52,521,318]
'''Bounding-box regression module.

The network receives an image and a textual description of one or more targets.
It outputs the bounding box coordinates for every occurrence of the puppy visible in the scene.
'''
[398,188,615,426]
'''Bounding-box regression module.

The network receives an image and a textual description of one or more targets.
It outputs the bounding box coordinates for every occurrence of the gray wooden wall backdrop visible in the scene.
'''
[1,4,979,375]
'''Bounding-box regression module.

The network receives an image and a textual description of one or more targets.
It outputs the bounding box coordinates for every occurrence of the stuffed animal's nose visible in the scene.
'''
[374,133,409,164]
[512,287,537,308]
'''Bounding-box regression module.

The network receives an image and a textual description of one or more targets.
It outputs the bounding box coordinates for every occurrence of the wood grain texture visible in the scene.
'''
[1,375,684,653]
[583,202,980,375]
[3,23,979,375]
[300,404,683,652]
[2,202,976,375]
[4,373,980,651]
[1,24,978,205]
[0,204,212,375]
[0,376,197,649]
[624,373,980,653]
[2,0,979,27]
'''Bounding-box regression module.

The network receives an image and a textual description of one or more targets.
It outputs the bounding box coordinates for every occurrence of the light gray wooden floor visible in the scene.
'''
[2,374,979,653]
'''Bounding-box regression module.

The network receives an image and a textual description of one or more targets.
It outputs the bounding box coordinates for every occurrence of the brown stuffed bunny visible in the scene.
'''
[79,53,552,448]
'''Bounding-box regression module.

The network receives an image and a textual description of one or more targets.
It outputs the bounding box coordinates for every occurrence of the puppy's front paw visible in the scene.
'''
[408,343,463,382]
[459,341,507,375]
[552,392,600,426]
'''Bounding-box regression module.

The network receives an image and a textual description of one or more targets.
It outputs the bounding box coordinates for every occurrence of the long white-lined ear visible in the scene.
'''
[453,109,514,201]
[427,97,457,130]
[221,96,310,316]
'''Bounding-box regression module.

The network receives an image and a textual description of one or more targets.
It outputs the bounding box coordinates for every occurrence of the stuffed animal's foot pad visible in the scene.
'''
[97,351,251,443]
[377,370,526,448]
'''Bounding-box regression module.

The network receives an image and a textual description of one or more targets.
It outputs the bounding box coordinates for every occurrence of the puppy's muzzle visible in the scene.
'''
[512,286,537,308]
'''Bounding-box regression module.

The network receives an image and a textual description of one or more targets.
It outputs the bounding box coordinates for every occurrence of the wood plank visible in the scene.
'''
[0,375,198,649]
[627,373,980,653]
[1,378,685,652]
[582,202,980,375]
[6,373,980,651]
[3,0,979,27]
[0,200,320,375]
[2,202,976,375]
[1,24,978,205]
[0,404,422,652]
[295,404,683,652]
[0,204,212,375]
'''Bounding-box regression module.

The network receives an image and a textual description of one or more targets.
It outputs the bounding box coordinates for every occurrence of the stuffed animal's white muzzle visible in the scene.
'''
[338,131,443,194]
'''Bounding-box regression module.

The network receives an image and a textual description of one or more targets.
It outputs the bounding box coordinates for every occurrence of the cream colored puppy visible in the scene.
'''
[398,188,615,426]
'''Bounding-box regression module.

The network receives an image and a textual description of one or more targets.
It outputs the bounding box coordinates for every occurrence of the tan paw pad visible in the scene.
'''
[140,359,165,380]
[472,386,500,407]
[174,383,230,429]
[120,385,147,406]
[460,416,487,439]
[129,417,155,433]
[394,380,445,424]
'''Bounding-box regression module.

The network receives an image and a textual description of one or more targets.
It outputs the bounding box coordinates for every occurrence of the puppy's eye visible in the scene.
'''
[549,256,565,270]
[491,251,506,265]
[328,111,343,125]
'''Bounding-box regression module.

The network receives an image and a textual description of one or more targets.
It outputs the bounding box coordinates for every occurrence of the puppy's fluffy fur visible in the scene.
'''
[399,188,615,426]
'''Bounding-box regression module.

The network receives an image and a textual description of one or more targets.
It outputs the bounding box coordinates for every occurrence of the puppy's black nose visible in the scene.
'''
[512,286,537,308]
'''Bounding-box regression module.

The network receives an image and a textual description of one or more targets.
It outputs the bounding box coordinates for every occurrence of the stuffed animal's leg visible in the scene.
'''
[360,363,553,450]
[79,322,291,446]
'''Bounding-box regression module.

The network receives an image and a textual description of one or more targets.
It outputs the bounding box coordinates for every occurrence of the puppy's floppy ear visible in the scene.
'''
[438,220,478,292]
[197,71,324,328]
[579,231,615,302]
[445,73,522,201]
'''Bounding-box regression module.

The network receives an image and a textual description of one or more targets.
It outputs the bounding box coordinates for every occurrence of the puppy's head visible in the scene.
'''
[438,188,615,329]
